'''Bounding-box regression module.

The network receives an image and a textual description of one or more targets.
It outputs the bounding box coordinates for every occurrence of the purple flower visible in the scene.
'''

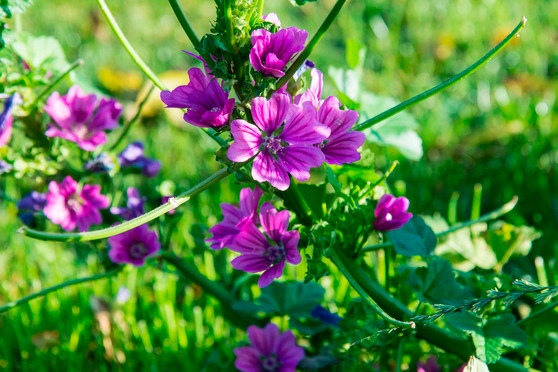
[250,28,308,78]
[234,323,305,372]
[84,153,116,173]
[206,186,263,250]
[44,176,110,232]
[160,67,235,129]
[0,160,12,174]
[118,141,161,177]
[228,94,330,191]
[0,93,19,147]
[418,356,440,372]
[315,96,365,165]
[17,191,47,226]
[44,86,121,151]
[294,67,323,107]
[229,202,301,288]
[110,187,145,220]
[311,305,342,326]
[373,194,413,231]
[108,224,160,267]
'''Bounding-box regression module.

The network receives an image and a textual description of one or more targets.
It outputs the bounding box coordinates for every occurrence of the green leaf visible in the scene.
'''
[0,0,33,17]
[486,221,541,263]
[10,32,69,74]
[386,216,436,257]
[253,281,326,318]
[413,257,474,305]
[297,183,326,219]
[360,93,423,160]
[345,38,365,70]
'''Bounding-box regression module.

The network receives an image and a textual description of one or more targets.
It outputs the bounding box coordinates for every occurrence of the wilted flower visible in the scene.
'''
[230,202,301,288]
[250,27,308,78]
[160,67,235,128]
[228,94,330,191]
[206,186,263,250]
[110,187,145,220]
[18,191,47,226]
[0,93,19,147]
[108,224,160,267]
[84,153,116,173]
[373,194,413,231]
[234,323,305,372]
[44,86,121,151]
[44,176,110,232]
[118,141,161,177]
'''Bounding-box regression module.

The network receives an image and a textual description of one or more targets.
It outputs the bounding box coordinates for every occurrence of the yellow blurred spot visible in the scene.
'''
[135,70,189,123]
[98,66,143,93]
[435,32,455,61]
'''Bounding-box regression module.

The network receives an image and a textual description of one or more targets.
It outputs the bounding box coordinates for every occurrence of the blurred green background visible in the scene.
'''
[1,0,557,370]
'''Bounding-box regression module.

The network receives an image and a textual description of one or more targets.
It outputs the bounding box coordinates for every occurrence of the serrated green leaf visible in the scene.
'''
[386,215,436,257]
[256,281,325,317]
[0,0,32,17]
[10,32,68,74]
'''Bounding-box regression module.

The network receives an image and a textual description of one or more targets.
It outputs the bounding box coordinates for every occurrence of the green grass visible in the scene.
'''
[1,0,557,370]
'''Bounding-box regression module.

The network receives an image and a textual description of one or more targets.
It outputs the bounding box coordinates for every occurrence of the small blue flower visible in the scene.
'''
[311,305,342,326]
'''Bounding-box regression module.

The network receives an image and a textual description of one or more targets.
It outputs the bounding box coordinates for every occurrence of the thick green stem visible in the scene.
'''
[20,167,232,242]
[276,0,347,90]
[331,248,415,328]
[96,0,165,90]
[167,0,200,48]
[334,249,528,372]
[354,17,527,132]
[0,268,121,314]
[162,252,263,329]
[362,196,518,252]
[31,59,83,108]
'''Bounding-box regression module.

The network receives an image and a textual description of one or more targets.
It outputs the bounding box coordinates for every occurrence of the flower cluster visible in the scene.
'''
[207,186,301,288]
[234,323,305,372]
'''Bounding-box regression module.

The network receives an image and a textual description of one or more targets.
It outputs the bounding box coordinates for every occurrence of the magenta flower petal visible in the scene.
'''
[251,94,290,135]
[229,221,269,254]
[281,102,330,145]
[0,115,13,147]
[252,151,290,191]
[228,120,264,162]
[250,28,307,77]
[234,347,262,372]
[318,96,359,139]
[262,13,281,27]
[231,254,271,273]
[322,131,366,165]
[276,330,306,367]
[258,260,285,288]
[282,230,301,265]
[248,323,281,355]
[294,68,323,107]
[259,202,289,243]
[277,145,325,182]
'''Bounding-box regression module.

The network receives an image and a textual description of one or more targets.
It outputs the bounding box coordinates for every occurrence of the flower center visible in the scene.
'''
[385,212,393,221]
[267,244,286,265]
[264,136,284,155]
[129,243,147,259]
[261,354,280,371]
[66,194,84,213]
[209,106,221,113]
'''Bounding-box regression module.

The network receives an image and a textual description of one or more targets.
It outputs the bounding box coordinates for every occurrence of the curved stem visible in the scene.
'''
[31,59,83,108]
[276,0,347,90]
[362,196,518,252]
[354,17,527,132]
[330,247,415,328]
[162,252,263,329]
[0,268,121,314]
[96,0,165,90]
[20,167,232,242]
[109,85,154,151]
[167,0,200,48]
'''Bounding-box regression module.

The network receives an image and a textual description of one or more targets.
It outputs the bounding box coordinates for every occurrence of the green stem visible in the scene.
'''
[96,0,165,90]
[31,59,83,108]
[224,0,236,53]
[167,0,200,48]
[384,244,391,290]
[335,249,527,372]
[0,268,121,314]
[516,300,558,326]
[162,252,263,329]
[354,17,527,132]
[256,0,264,17]
[276,0,347,90]
[362,196,518,252]
[20,167,232,242]
[330,248,415,328]
[109,85,154,151]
